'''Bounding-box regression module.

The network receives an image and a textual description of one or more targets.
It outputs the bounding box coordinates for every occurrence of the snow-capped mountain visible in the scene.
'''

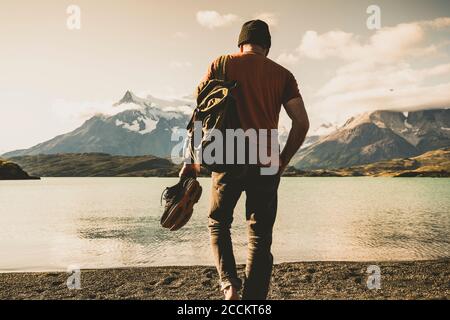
[278,122,338,150]
[310,122,340,137]
[3,91,193,158]
[3,89,333,159]
[110,92,190,137]
[294,109,450,169]
[113,90,193,110]
[4,90,449,169]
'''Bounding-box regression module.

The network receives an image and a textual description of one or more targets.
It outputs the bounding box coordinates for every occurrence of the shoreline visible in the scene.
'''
[0,259,448,300]
[5,147,449,178]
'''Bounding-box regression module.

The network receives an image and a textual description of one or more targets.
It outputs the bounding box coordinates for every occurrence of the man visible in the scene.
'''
[180,20,309,300]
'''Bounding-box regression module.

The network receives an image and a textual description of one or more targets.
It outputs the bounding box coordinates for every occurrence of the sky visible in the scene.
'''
[0,0,449,153]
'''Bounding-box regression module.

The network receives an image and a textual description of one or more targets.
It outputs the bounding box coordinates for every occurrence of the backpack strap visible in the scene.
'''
[185,55,230,164]
[187,55,228,131]
[214,55,229,81]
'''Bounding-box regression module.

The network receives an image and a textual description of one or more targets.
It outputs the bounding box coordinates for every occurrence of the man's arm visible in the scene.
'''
[279,97,310,173]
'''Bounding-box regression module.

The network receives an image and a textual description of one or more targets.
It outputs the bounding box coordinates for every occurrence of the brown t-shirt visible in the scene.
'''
[198,52,302,131]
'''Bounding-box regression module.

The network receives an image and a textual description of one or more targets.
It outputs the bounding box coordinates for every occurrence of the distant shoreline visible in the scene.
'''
[0,259,448,300]
[2,148,449,178]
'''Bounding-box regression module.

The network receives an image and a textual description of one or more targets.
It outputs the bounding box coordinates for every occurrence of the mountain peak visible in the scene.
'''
[295,108,450,170]
[122,90,135,101]
[342,112,372,130]
[113,90,146,107]
[113,90,194,109]
[341,110,407,131]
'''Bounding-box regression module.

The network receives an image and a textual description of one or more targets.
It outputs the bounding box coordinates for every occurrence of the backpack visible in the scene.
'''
[186,55,243,173]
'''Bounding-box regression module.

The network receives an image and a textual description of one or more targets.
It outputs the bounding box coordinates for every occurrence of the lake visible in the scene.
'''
[0,177,449,272]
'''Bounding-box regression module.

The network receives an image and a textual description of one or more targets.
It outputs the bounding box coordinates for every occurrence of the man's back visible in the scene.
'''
[203,52,301,132]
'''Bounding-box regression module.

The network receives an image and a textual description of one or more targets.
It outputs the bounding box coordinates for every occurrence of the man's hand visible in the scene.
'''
[280,97,309,171]
[179,163,201,177]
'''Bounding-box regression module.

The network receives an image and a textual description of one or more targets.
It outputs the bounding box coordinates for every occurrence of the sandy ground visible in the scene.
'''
[0,260,448,300]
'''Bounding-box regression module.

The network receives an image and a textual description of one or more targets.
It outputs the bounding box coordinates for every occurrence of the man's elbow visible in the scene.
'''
[293,117,309,136]
[302,117,310,135]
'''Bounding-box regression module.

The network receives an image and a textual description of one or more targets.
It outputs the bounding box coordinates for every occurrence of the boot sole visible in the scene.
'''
[161,179,202,230]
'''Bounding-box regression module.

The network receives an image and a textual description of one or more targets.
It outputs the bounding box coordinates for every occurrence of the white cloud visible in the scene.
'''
[276,52,300,65]
[277,17,450,126]
[312,60,450,126]
[196,11,238,29]
[173,32,188,39]
[298,22,426,63]
[253,12,278,27]
[299,30,359,60]
[317,62,450,97]
[318,82,450,113]
[50,99,123,122]
[164,105,194,115]
[281,17,448,65]
[420,17,450,29]
[169,61,193,69]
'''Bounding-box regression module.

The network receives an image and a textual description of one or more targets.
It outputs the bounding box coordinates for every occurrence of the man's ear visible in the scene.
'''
[239,45,244,53]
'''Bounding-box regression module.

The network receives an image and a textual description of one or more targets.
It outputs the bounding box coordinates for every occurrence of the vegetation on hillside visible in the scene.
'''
[0,159,39,180]
[286,147,450,177]
[7,148,450,178]
[9,153,181,177]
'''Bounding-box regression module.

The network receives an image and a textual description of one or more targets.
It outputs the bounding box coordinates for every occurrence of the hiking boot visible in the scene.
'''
[160,176,202,231]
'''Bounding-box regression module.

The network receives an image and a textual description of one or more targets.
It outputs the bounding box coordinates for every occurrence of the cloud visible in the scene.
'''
[173,32,188,40]
[279,17,448,65]
[299,23,426,63]
[313,59,450,125]
[195,10,279,30]
[196,11,238,29]
[317,62,450,97]
[50,99,122,122]
[253,12,278,27]
[164,105,194,115]
[276,52,300,65]
[299,30,359,60]
[420,17,450,29]
[318,82,450,113]
[276,17,450,126]
[169,61,193,69]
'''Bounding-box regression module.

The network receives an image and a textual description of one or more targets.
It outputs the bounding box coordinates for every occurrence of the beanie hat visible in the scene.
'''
[238,20,271,49]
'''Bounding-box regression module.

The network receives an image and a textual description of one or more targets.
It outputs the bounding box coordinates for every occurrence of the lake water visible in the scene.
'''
[0,177,449,272]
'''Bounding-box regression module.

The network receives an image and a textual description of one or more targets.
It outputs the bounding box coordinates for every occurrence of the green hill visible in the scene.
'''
[8,153,181,177]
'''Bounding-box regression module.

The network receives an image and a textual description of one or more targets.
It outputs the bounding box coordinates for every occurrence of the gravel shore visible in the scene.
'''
[0,259,448,300]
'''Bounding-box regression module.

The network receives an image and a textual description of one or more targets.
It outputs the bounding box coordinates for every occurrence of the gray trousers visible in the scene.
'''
[208,166,281,300]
